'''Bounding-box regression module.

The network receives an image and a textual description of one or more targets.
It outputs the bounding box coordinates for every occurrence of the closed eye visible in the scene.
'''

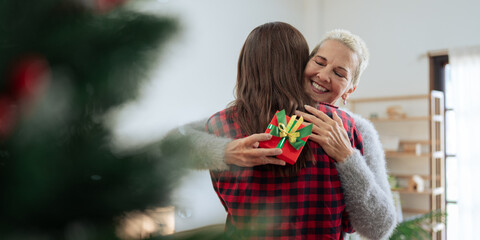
[313,56,327,67]
[334,71,345,78]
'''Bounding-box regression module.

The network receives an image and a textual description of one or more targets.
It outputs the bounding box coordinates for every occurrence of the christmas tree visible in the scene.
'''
[0,0,199,239]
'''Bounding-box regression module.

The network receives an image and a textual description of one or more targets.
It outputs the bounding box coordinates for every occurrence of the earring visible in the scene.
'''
[343,98,347,105]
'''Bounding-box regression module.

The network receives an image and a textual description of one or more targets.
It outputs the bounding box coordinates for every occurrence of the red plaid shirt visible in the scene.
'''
[206,103,364,240]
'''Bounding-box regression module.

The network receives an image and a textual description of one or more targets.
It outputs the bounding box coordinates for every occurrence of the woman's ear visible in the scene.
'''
[343,86,357,100]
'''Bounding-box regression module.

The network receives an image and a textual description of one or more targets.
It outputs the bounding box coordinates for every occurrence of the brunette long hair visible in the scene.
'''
[231,22,315,176]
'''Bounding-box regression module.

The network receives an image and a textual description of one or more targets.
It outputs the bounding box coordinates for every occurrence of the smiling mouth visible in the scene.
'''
[311,81,328,92]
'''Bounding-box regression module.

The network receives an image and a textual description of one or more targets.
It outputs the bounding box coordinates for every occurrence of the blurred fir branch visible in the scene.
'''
[1,0,176,109]
[389,210,447,240]
[0,0,190,239]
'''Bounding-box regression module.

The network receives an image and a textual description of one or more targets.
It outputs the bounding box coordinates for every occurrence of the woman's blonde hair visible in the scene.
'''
[310,29,369,87]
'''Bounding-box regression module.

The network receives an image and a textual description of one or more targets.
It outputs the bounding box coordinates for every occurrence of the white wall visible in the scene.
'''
[112,0,324,148]
[110,0,325,232]
[322,0,480,99]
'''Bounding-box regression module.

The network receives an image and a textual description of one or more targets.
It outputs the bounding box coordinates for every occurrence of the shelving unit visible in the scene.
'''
[350,91,445,240]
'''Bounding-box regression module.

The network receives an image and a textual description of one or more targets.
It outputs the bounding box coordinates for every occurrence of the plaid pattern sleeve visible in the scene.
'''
[205,105,364,240]
[316,104,364,235]
[341,111,364,234]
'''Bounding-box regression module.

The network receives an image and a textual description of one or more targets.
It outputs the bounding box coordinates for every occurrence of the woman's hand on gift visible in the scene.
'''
[225,133,285,167]
[295,105,354,163]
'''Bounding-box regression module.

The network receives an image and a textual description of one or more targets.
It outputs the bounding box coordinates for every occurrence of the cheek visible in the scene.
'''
[333,81,348,95]
[303,62,315,77]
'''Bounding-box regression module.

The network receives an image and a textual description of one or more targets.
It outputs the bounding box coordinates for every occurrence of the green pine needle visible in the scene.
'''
[389,210,447,240]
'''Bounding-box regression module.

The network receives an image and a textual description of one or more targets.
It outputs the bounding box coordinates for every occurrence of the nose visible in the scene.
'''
[316,69,331,83]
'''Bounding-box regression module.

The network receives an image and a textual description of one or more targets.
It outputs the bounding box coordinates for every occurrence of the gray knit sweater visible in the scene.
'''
[166,112,397,240]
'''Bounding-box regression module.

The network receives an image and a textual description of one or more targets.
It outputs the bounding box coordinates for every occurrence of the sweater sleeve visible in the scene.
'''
[163,119,231,170]
[335,113,397,240]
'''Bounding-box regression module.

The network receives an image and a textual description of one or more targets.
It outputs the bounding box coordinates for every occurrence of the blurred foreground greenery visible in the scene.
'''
[389,210,447,240]
[0,0,200,239]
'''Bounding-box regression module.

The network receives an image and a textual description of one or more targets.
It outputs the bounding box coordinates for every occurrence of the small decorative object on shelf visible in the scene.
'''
[408,175,425,192]
[386,105,406,119]
[402,142,423,156]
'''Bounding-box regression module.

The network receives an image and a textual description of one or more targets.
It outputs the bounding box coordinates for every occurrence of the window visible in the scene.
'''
[431,54,455,239]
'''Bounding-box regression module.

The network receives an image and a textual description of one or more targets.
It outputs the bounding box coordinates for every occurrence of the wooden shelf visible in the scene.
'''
[386,151,430,158]
[392,187,443,195]
[350,94,429,103]
[390,174,440,180]
[370,116,430,122]
[392,188,432,194]
[402,208,431,214]
[399,140,431,145]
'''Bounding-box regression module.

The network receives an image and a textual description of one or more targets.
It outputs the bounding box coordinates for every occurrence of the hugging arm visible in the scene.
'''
[335,113,397,239]
[164,119,284,170]
[164,119,230,170]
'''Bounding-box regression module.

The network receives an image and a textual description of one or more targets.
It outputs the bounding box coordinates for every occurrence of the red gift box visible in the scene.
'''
[258,110,312,165]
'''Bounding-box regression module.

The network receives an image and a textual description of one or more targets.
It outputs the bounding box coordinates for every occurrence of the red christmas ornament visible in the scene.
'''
[0,55,50,139]
[9,55,50,102]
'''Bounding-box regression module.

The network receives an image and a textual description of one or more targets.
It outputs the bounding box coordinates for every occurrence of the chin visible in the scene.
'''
[311,95,328,104]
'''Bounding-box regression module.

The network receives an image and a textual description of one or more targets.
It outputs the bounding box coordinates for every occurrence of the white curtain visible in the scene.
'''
[449,46,480,239]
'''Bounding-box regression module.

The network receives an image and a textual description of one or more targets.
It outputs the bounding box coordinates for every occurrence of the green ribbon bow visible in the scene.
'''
[267,109,313,150]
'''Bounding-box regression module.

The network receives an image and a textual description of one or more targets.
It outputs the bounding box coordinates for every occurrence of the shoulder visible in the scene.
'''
[206,109,227,133]
[317,103,355,125]
[206,110,225,127]
[206,107,240,138]
[207,107,234,123]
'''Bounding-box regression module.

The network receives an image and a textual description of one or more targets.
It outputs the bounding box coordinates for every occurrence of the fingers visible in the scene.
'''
[239,155,285,167]
[260,157,286,166]
[308,132,328,145]
[332,111,344,126]
[300,115,330,136]
[243,133,273,146]
[242,158,285,167]
[310,123,326,135]
[226,135,287,167]
[304,105,335,123]
[250,147,282,157]
[295,110,329,129]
